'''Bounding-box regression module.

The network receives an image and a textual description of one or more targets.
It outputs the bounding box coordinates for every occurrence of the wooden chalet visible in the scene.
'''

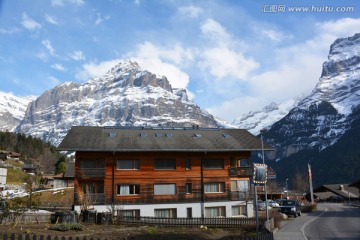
[57,126,273,218]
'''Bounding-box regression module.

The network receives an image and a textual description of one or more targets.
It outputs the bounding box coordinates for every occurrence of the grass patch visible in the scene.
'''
[49,223,83,232]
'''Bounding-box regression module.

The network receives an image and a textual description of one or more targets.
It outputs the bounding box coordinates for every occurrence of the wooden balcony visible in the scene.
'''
[75,168,105,178]
[229,167,252,177]
[229,191,253,201]
[74,193,105,205]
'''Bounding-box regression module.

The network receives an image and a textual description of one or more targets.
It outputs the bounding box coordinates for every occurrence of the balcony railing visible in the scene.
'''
[74,193,105,205]
[229,167,252,177]
[229,191,253,201]
[75,168,105,178]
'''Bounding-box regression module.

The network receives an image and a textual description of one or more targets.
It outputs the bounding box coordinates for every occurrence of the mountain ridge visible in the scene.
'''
[15,60,224,146]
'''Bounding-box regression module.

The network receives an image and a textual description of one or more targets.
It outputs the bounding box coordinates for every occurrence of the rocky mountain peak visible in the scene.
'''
[16,60,221,146]
[264,33,360,160]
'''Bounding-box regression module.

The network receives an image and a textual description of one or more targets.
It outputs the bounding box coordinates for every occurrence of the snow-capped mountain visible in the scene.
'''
[16,60,223,146]
[264,33,360,160]
[232,97,301,135]
[0,92,36,132]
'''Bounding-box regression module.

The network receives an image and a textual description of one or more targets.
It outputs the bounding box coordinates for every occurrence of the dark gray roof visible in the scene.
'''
[63,161,74,178]
[315,184,359,199]
[57,126,273,152]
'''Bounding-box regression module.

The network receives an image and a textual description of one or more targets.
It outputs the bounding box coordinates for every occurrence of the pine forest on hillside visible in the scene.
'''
[0,131,64,174]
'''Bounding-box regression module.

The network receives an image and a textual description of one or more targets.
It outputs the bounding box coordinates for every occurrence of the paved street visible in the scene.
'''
[274,202,360,240]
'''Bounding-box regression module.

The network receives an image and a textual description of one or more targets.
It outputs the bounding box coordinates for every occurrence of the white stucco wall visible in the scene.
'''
[74,201,254,218]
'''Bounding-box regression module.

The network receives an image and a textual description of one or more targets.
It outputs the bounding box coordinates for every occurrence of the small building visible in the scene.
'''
[54,161,75,188]
[58,126,273,218]
[312,184,359,202]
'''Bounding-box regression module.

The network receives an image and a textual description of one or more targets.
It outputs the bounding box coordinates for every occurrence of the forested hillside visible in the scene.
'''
[0,131,63,174]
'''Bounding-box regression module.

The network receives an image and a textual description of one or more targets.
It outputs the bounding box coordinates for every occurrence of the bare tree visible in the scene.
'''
[292,170,309,195]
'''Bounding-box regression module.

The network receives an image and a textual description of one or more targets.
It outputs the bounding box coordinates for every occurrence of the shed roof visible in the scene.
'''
[57,126,273,152]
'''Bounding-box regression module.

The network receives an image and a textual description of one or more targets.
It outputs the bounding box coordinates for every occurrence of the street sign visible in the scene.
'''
[267,166,276,179]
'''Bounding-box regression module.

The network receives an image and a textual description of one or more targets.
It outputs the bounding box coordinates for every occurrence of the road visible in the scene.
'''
[274,202,360,240]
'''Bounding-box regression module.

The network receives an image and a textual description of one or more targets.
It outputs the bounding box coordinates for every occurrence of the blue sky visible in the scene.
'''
[1,0,359,122]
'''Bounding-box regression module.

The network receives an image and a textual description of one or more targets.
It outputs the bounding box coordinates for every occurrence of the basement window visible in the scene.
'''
[222,133,230,138]
[140,132,148,137]
[108,132,117,137]
[165,133,173,138]
[193,133,202,138]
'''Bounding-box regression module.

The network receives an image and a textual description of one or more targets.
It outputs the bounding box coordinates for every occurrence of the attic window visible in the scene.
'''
[222,133,230,138]
[165,133,173,138]
[193,133,202,138]
[140,133,148,137]
[155,133,163,137]
[108,132,117,137]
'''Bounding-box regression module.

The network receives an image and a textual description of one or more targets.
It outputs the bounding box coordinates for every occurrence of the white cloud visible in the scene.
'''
[37,52,48,61]
[201,18,231,45]
[21,13,41,30]
[130,41,193,89]
[51,63,66,71]
[95,13,110,25]
[178,6,203,18]
[200,46,259,80]
[199,18,258,80]
[135,41,193,66]
[206,18,360,121]
[42,40,56,56]
[48,76,60,85]
[45,14,58,25]
[75,59,120,81]
[134,57,190,89]
[51,0,84,6]
[70,51,85,61]
[0,27,21,34]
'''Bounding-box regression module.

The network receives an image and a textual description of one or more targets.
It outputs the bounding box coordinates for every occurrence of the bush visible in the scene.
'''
[269,211,283,229]
[301,203,317,213]
[49,223,83,232]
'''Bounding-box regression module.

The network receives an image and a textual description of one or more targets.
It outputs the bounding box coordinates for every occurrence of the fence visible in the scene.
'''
[1,212,52,224]
[117,215,266,228]
[0,232,273,240]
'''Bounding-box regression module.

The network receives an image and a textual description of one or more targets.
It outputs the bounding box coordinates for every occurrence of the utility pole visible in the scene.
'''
[260,129,269,224]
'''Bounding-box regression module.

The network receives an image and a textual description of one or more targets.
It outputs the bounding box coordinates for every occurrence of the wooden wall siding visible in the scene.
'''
[74,151,251,205]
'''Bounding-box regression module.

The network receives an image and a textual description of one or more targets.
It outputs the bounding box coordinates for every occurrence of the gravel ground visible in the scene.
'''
[0,222,256,240]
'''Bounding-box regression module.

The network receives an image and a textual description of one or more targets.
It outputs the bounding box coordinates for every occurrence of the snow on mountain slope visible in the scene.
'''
[232,97,301,135]
[265,33,360,159]
[17,60,222,146]
[0,92,36,131]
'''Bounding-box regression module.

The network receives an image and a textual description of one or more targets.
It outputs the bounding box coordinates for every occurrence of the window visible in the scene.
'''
[186,159,191,170]
[80,158,105,169]
[240,159,250,167]
[205,206,225,217]
[231,180,249,198]
[155,208,177,218]
[186,183,192,194]
[79,181,104,194]
[204,182,225,193]
[231,180,249,191]
[117,159,140,170]
[118,209,140,218]
[203,159,224,169]
[154,159,176,170]
[187,208,192,218]
[117,184,140,195]
[154,184,176,195]
[232,205,247,216]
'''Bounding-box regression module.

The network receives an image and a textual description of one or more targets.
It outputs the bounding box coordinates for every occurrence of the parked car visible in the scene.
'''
[277,199,301,218]
[268,200,280,208]
[257,200,272,211]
